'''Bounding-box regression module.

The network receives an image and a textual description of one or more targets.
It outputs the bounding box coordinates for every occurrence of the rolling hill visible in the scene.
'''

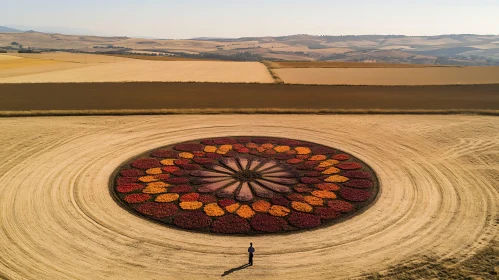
[1,31,498,65]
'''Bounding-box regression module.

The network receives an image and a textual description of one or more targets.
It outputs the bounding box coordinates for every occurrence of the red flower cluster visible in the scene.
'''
[117,177,138,185]
[212,215,250,234]
[169,185,193,193]
[174,144,204,152]
[116,183,144,193]
[174,211,211,229]
[250,214,287,232]
[314,207,341,220]
[120,169,145,177]
[342,171,371,179]
[288,212,321,228]
[124,193,151,203]
[136,202,178,219]
[336,162,363,170]
[344,179,374,189]
[218,199,236,207]
[328,200,354,213]
[339,188,372,202]
[151,150,178,158]
[131,158,162,169]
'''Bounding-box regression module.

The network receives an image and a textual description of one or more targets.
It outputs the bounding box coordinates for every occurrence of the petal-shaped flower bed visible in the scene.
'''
[112,136,379,235]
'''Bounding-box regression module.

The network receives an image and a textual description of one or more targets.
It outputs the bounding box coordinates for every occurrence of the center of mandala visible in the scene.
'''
[192,157,295,202]
[233,170,262,182]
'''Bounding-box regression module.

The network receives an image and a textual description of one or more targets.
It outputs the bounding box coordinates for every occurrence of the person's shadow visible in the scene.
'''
[221,263,250,277]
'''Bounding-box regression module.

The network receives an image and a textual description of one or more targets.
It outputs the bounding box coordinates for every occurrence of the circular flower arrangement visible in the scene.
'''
[112,137,379,235]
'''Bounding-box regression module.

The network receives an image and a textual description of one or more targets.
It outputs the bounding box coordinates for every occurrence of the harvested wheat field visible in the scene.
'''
[0,115,497,279]
[275,67,499,85]
[0,53,273,83]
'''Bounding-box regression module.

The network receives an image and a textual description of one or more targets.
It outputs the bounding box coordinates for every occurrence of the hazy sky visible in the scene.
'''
[2,0,498,38]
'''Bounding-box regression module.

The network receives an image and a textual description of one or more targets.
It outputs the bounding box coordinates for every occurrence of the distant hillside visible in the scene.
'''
[1,31,498,65]
[0,26,23,33]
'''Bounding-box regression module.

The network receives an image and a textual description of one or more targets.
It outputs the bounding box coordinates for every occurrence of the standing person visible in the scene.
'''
[248,243,255,266]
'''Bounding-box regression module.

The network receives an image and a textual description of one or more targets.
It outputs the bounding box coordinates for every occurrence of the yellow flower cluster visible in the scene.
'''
[160,159,175,166]
[179,152,194,159]
[236,205,255,219]
[138,176,159,183]
[204,203,225,217]
[217,145,233,155]
[322,167,340,174]
[318,159,339,168]
[146,168,163,175]
[273,145,291,153]
[156,193,179,202]
[204,146,217,153]
[312,190,337,199]
[291,201,313,212]
[180,201,203,210]
[143,182,169,194]
[252,200,271,212]
[324,175,349,183]
[309,155,327,161]
[304,196,324,206]
[295,147,311,155]
[269,205,290,217]
[261,143,274,149]
[225,203,240,213]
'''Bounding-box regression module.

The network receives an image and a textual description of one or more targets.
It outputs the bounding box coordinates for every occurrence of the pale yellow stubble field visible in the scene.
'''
[0,53,274,83]
[275,67,499,85]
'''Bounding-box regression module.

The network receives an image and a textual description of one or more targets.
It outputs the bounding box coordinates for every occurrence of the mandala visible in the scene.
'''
[112,137,379,234]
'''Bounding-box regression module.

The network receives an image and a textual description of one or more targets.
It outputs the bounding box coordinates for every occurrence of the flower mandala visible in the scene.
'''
[112,137,379,235]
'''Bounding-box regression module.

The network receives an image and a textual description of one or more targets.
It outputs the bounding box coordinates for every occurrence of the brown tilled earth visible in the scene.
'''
[0,115,497,279]
[1,83,498,112]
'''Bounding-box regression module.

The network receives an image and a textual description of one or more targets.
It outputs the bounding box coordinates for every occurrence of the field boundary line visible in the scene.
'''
[1,109,497,117]
[261,61,284,84]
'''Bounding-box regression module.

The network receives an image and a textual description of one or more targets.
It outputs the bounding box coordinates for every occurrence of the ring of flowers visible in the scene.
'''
[112,136,379,235]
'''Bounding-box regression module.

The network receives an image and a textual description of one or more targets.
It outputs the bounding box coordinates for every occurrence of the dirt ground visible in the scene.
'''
[1,83,498,112]
[0,115,497,279]
[275,67,499,85]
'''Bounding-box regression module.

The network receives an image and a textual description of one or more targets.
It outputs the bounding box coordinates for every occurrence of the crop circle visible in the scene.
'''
[112,136,379,234]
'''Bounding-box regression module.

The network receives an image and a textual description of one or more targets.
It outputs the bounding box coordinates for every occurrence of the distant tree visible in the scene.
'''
[11,42,19,46]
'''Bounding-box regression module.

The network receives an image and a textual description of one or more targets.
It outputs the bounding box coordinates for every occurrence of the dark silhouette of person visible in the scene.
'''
[248,243,255,266]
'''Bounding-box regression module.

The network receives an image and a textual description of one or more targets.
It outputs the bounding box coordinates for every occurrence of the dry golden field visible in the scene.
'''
[3,52,499,85]
[266,61,441,68]
[0,115,497,279]
[0,53,274,83]
[275,67,499,85]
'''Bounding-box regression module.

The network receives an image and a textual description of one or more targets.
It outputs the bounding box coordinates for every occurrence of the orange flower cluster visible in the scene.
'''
[156,193,179,202]
[204,203,225,217]
[269,205,290,217]
[252,200,271,212]
[291,202,313,213]
[236,205,255,219]
[180,201,203,210]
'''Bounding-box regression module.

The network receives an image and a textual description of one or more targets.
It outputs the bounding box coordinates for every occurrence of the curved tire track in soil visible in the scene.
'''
[0,115,497,279]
